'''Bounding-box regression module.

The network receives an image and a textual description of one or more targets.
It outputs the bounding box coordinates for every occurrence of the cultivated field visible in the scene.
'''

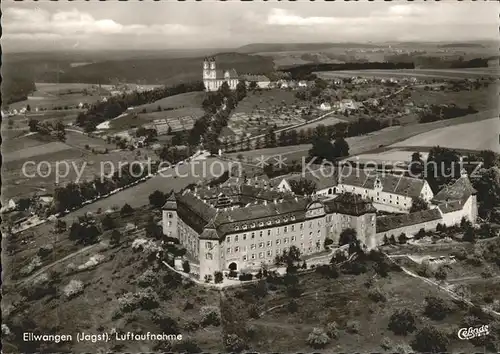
[130,91,206,113]
[226,109,498,164]
[391,117,500,153]
[316,67,500,81]
[8,82,109,111]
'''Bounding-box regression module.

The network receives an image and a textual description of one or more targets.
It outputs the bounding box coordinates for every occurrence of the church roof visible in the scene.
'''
[213,69,239,80]
[339,167,425,198]
[432,176,476,204]
[162,193,177,210]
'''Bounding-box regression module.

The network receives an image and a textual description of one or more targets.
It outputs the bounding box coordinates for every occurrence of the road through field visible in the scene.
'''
[59,157,233,220]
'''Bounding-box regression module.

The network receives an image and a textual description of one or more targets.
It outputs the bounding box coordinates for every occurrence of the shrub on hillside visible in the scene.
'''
[325,321,339,339]
[248,304,260,319]
[118,287,159,312]
[287,299,299,313]
[238,273,253,281]
[346,320,360,334]
[411,326,450,353]
[380,336,393,350]
[224,334,248,353]
[63,279,84,299]
[214,271,223,283]
[368,287,387,303]
[137,269,158,288]
[388,309,417,335]
[434,266,447,281]
[306,328,330,349]
[424,296,452,320]
[200,306,221,327]
[416,262,432,277]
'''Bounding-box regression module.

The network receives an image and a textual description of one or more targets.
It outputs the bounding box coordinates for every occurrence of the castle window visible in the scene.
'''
[206,242,212,249]
[226,248,231,254]
[168,213,173,218]
[226,236,231,242]
[235,235,239,242]
[259,242,264,248]
[251,254,256,259]
[284,226,288,233]
[243,233,247,240]
[276,248,281,255]
[292,236,296,241]
[251,223,256,228]
[291,216,296,221]
[259,222,264,227]
[234,226,239,231]
[235,246,240,252]
[206,253,213,260]
[243,225,248,230]
[259,252,264,259]
[267,250,272,257]
[266,221,272,225]
[267,240,272,247]
[251,232,255,239]
[260,231,263,237]
[284,237,289,244]
[291,225,295,231]
[168,221,172,227]
[268,230,271,236]
[300,223,304,230]
[243,255,247,261]
[276,239,281,245]
[251,244,256,250]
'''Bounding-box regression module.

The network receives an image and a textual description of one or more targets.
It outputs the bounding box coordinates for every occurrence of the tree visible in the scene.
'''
[388,309,417,335]
[411,326,450,353]
[332,137,349,158]
[182,260,191,273]
[434,266,447,281]
[306,328,330,349]
[410,197,428,212]
[149,190,167,209]
[120,203,134,216]
[248,81,258,91]
[214,271,223,283]
[424,296,451,320]
[339,228,357,246]
[398,233,408,244]
[28,118,39,132]
[289,178,317,196]
[101,214,115,231]
[110,229,121,246]
[224,334,247,353]
[308,136,336,162]
[463,224,476,243]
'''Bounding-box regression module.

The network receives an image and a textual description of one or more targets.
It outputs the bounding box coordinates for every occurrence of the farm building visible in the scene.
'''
[241,75,271,89]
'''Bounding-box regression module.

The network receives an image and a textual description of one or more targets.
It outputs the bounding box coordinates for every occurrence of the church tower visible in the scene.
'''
[209,57,216,79]
[203,58,210,80]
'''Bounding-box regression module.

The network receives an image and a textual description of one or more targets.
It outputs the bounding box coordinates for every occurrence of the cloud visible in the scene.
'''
[3,7,196,38]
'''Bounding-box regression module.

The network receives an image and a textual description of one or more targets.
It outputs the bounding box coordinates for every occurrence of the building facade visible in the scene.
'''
[203,58,239,92]
[337,167,434,213]
[162,181,376,279]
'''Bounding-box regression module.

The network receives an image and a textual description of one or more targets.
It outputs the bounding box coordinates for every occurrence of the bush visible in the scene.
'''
[380,336,393,350]
[120,203,134,216]
[238,273,253,281]
[388,309,417,335]
[368,287,387,303]
[182,260,190,273]
[63,279,84,298]
[223,334,247,353]
[306,327,330,349]
[411,326,450,353]
[200,306,221,327]
[248,304,260,319]
[325,321,338,339]
[137,270,158,288]
[37,245,54,258]
[346,320,360,334]
[214,271,223,283]
[416,262,431,277]
[434,266,447,281]
[287,299,299,313]
[424,296,452,320]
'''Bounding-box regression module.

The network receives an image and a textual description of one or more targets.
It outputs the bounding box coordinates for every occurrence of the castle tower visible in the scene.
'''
[162,193,178,239]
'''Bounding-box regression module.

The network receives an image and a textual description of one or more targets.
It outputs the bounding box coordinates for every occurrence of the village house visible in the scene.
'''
[241,74,271,89]
[270,168,337,198]
[319,102,332,111]
[203,58,239,92]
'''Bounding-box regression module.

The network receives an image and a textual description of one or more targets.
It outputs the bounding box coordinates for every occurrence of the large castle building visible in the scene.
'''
[162,180,376,279]
[203,57,239,92]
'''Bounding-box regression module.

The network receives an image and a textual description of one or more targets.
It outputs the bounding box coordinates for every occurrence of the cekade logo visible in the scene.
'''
[457,325,490,340]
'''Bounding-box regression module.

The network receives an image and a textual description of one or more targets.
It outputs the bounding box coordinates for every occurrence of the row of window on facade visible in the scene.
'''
[205,243,321,260]
[233,215,297,231]
[347,187,410,206]
[226,221,322,243]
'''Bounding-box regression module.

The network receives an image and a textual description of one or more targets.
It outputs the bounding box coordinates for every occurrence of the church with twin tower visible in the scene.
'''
[203,57,239,92]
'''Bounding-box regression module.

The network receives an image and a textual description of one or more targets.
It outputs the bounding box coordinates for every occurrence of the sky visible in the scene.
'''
[2,1,498,52]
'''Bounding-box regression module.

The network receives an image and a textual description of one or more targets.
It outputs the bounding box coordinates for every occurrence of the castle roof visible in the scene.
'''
[162,192,177,210]
[376,208,442,233]
[323,193,376,216]
[339,167,426,198]
[432,176,476,204]
[270,167,337,191]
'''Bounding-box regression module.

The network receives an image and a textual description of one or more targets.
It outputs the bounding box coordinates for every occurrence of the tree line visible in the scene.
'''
[418,104,478,123]
[75,81,205,132]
